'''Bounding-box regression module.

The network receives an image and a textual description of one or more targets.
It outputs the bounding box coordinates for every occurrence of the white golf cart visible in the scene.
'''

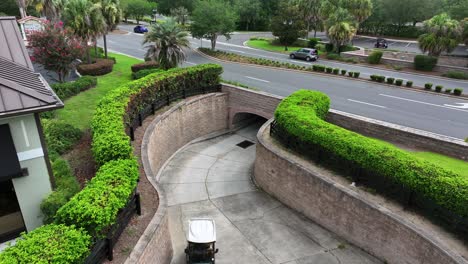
[184,218,219,264]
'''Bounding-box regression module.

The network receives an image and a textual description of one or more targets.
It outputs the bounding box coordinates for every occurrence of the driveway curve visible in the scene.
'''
[161,123,382,264]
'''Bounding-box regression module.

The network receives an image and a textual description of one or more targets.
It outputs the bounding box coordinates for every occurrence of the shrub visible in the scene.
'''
[347,71,353,77]
[370,75,377,81]
[341,69,347,75]
[435,85,443,92]
[91,64,222,166]
[368,50,383,64]
[77,59,114,76]
[406,81,413,87]
[424,83,433,90]
[454,88,463,96]
[274,90,468,218]
[132,68,165,80]
[395,79,403,86]
[308,37,320,48]
[445,88,452,94]
[131,61,159,72]
[55,159,139,237]
[326,53,340,60]
[315,44,325,52]
[0,224,91,263]
[51,76,97,101]
[353,72,360,78]
[312,65,326,72]
[377,75,385,82]
[414,55,438,71]
[42,119,82,156]
[326,67,333,73]
[333,68,339,74]
[386,77,395,84]
[325,43,334,52]
[442,71,468,80]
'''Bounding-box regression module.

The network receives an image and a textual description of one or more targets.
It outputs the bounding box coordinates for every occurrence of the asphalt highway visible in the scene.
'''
[99,28,468,139]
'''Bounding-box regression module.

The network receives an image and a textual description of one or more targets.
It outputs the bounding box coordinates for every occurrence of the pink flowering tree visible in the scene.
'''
[28,21,85,82]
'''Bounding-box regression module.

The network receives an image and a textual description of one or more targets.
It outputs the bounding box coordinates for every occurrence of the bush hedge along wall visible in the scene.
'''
[274,90,468,218]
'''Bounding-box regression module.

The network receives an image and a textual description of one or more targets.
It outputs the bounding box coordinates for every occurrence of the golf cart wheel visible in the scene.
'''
[290,54,295,59]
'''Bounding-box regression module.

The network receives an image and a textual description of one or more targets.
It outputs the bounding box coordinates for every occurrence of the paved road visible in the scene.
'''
[99,28,468,139]
[162,123,382,264]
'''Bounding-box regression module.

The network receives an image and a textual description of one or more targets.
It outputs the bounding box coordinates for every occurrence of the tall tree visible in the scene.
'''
[157,0,195,15]
[295,0,323,37]
[99,0,121,58]
[127,0,152,24]
[418,13,462,56]
[190,0,237,50]
[32,0,65,21]
[271,0,304,50]
[235,0,262,31]
[444,0,468,20]
[143,18,189,69]
[170,6,189,25]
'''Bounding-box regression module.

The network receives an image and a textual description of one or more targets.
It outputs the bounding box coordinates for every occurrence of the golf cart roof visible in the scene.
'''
[188,218,216,243]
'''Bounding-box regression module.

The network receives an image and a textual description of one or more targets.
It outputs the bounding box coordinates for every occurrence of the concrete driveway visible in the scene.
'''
[160,123,381,264]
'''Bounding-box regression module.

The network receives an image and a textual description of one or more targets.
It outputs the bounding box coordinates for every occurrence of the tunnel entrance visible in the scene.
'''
[231,112,268,130]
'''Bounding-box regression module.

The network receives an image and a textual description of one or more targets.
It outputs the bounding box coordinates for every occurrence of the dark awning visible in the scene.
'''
[0,124,22,181]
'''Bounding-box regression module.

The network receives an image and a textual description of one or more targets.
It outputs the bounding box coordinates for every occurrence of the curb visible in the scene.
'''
[195,49,468,100]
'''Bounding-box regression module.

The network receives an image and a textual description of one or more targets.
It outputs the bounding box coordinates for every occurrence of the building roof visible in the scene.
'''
[17,16,45,24]
[0,17,63,117]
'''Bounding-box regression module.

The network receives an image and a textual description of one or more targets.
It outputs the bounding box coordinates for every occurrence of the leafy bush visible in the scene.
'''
[442,71,468,80]
[274,90,468,218]
[325,43,334,52]
[312,65,326,72]
[307,37,321,48]
[406,81,413,87]
[353,72,360,78]
[315,44,325,52]
[42,119,82,156]
[131,61,159,72]
[377,75,385,82]
[454,88,463,96]
[51,76,97,101]
[333,68,339,74]
[370,75,377,81]
[77,59,114,76]
[326,53,340,60]
[414,55,438,71]
[368,50,383,64]
[425,83,433,90]
[0,224,91,263]
[132,68,165,80]
[395,79,403,86]
[326,67,333,73]
[341,69,347,75]
[386,77,395,84]
[435,85,443,92]
[445,88,452,94]
[347,71,353,77]
[91,63,222,166]
[55,159,139,237]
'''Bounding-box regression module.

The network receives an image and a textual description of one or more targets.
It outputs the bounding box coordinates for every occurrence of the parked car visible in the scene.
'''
[133,25,148,33]
[289,48,318,62]
[185,218,219,264]
[374,38,388,48]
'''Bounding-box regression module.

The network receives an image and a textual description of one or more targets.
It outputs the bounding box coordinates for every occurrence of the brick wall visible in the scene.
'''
[254,120,466,264]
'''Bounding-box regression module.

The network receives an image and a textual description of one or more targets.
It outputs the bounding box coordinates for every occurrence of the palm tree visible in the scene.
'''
[327,21,356,53]
[418,13,462,56]
[64,0,106,64]
[99,0,121,58]
[143,18,190,70]
[170,6,189,25]
[32,0,64,21]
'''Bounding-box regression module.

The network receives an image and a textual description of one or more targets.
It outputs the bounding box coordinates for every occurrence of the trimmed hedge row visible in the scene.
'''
[77,59,115,76]
[0,224,91,263]
[132,68,165,80]
[275,90,468,217]
[51,76,97,101]
[131,61,159,72]
[91,64,222,166]
[42,119,83,156]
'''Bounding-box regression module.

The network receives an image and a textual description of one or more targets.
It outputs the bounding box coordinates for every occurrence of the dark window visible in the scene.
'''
[0,124,22,181]
[0,180,26,242]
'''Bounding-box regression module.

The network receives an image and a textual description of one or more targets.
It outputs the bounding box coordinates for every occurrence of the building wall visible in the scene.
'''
[0,114,52,231]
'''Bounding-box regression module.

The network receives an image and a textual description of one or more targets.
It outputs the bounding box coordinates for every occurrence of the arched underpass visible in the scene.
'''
[159,114,381,264]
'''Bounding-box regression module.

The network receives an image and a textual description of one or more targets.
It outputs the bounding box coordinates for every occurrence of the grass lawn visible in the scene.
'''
[246,39,305,54]
[55,53,142,130]
[413,152,468,178]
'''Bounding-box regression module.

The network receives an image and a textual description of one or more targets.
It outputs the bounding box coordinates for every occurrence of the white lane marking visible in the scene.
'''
[185,61,196,65]
[443,103,468,109]
[348,99,387,109]
[245,76,270,83]
[379,94,468,113]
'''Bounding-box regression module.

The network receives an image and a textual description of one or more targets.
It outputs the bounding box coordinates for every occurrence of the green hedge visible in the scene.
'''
[55,159,139,237]
[51,76,97,101]
[0,224,91,264]
[42,119,83,156]
[368,50,383,64]
[132,68,165,80]
[91,64,222,166]
[275,90,468,217]
[414,55,438,71]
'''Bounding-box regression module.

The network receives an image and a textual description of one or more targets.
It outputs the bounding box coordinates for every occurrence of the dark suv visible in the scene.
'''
[290,48,318,62]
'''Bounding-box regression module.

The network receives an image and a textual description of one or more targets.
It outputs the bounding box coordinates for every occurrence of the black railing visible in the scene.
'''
[84,191,141,263]
[270,120,468,241]
[126,85,221,141]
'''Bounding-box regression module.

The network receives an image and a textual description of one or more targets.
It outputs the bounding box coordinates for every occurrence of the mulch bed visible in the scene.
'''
[63,130,96,187]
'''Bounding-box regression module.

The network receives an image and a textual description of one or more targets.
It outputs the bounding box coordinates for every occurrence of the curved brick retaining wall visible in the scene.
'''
[128,93,229,263]
[254,119,467,264]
